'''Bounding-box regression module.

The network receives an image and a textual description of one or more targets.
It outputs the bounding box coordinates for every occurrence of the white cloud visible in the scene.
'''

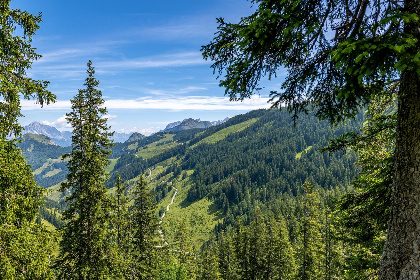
[21,95,271,111]
[133,22,215,41]
[102,114,118,120]
[103,95,271,111]
[96,52,208,70]
[21,100,72,111]
[40,115,71,128]
[149,86,207,96]
[119,126,160,136]
[29,51,209,79]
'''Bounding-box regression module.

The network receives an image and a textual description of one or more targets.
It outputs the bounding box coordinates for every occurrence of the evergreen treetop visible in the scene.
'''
[56,61,118,279]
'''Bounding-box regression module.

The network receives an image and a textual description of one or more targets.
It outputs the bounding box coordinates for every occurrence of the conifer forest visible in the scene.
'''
[1,0,419,279]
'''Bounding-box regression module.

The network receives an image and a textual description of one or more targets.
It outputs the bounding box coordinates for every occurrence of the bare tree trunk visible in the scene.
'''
[380,0,420,274]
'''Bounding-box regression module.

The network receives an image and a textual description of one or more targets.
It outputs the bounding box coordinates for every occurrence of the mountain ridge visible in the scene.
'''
[23,122,133,146]
[163,117,230,132]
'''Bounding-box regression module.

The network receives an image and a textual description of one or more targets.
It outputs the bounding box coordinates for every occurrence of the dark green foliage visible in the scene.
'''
[114,175,130,251]
[0,140,57,279]
[184,110,360,230]
[325,94,395,278]
[201,0,409,124]
[200,208,297,280]
[199,240,221,280]
[0,0,55,139]
[0,223,57,280]
[202,0,420,276]
[296,182,322,280]
[0,141,45,225]
[55,61,120,279]
[129,175,159,279]
[0,1,56,277]
[158,261,189,280]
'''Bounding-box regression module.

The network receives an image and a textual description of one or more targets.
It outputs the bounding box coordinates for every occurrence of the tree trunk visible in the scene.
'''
[380,0,420,274]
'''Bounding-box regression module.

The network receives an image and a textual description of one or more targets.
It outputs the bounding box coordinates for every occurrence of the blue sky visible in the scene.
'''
[13,0,282,135]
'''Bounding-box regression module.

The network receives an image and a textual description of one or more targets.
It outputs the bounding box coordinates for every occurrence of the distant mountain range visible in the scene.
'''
[23,122,132,146]
[23,117,231,146]
[162,117,230,132]
[23,122,73,146]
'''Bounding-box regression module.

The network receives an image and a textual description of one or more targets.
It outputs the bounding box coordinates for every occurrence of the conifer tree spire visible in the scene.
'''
[56,61,118,279]
[130,175,159,279]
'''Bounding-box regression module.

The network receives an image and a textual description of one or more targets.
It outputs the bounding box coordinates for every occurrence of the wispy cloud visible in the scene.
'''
[149,86,207,96]
[133,22,215,41]
[119,126,161,136]
[30,51,208,79]
[21,95,270,111]
[96,52,208,70]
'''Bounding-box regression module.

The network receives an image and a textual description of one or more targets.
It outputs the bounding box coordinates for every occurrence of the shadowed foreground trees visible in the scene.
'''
[202,0,420,277]
[0,0,56,278]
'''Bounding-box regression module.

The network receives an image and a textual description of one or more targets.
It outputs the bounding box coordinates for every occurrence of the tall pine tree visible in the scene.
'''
[130,175,159,279]
[55,61,120,279]
[297,181,323,280]
[0,0,56,278]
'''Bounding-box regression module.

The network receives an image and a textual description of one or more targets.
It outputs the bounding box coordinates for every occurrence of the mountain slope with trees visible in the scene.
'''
[25,108,363,251]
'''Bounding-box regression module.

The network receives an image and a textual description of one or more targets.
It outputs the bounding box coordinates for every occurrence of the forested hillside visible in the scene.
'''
[24,109,361,241]
[17,107,374,279]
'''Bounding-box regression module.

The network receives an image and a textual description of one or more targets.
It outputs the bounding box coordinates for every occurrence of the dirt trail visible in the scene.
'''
[157,186,178,245]
[155,185,196,258]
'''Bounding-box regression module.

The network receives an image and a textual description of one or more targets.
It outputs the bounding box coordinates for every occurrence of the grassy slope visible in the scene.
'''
[296,146,313,159]
[135,134,177,159]
[191,118,259,147]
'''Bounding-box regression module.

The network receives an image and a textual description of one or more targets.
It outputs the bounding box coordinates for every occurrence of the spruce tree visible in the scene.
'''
[217,230,238,280]
[265,214,297,280]
[325,93,395,278]
[0,0,56,278]
[56,61,119,279]
[297,181,323,280]
[0,142,57,279]
[232,218,250,279]
[199,240,221,280]
[114,175,130,249]
[130,175,158,279]
[113,175,131,276]
[248,207,267,280]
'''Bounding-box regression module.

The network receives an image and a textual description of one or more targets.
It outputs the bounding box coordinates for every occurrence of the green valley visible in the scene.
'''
[23,109,362,251]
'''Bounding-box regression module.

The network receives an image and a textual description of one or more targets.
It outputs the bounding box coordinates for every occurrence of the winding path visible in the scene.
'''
[157,185,178,246]
[152,174,196,257]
